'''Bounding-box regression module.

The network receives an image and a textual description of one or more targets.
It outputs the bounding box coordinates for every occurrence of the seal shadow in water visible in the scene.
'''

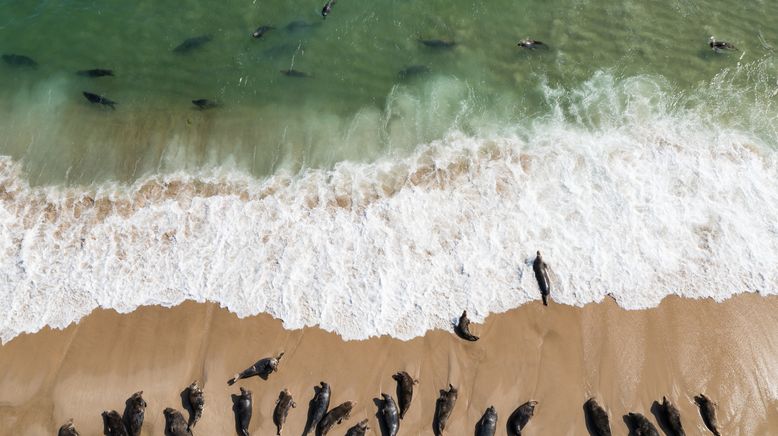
[179,387,195,428]
[372,397,390,436]
[650,401,676,436]
[301,384,323,436]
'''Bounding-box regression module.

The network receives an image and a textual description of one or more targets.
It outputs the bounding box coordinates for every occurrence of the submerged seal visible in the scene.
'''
[584,398,611,436]
[280,69,311,78]
[380,393,400,436]
[316,401,354,436]
[303,382,331,436]
[709,36,737,53]
[102,410,128,436]
[192,99,218,110]
[273,389,296,435]
[659,396,685,436]
[533,251,551,305]
[173,35,212,53]
[507,400,538,436]
[454,310,479,341]
[433,384,458,436]
[517,38,546,49]
[163,408,192,436]
[252,25,275,38]
[186,380,205,428]
[626,412,659,436]
[345,419,369,436]
[77,68,113,77]
[235,387,253,436]
[418,39,457,49]
[694,394,721,436]
[123,391,146,436]
[228,352,284,384]
[83,91,117,109]
[58,418,80,436]
[392,371,418,419]
[2,54,37,68]
[476,406,498,436]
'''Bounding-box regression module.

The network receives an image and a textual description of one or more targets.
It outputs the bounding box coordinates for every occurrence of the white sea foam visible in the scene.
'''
[1,71,778,343]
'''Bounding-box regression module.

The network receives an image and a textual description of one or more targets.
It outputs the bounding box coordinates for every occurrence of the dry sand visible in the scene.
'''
[1,294,777,435]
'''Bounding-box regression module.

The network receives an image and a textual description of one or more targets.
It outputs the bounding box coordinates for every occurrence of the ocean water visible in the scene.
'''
[1,0,778,342]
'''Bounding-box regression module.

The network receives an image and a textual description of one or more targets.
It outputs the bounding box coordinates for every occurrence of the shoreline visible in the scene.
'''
[1,295,777,435]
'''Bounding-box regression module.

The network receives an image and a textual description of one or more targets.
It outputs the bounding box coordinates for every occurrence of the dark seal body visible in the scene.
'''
[280,69,311,78]
[2,54,37,67]
[303,382,331,436]
[273,389,296,435]
[517,39,546,49]
[433,384,458,435]
[507,400,538,436]
[77,69,113,77]
[58,419,80,436]
[173,35,212,54]
[659,396,685,436]
[476,406,498,436]
[455,310,479,341]
[229,352,284,384]
[187,380,205,427]
[392,371,418,419]
[380,393,400,436]
[123,391,146,436]
[321,0,337,18]
[584,398,611,436]
[102,410,128,436]
[345,419,369,436]
[252,25,275,38]
[236,387,253,436]
[82,91,116,109]
[626,413,659,436]
[533,251,551,305]
[418,39,456,49]
[163,408,192,436]
[316,401,354,436]
[192,99,218,110]
[694,394,721,436]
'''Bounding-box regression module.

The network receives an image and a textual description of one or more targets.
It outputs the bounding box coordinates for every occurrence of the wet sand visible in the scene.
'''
[1,294,777,435]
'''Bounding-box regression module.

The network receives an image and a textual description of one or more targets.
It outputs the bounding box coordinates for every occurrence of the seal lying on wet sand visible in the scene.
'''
[163,408,192,436]
[584,398,611,436]
[123,391,146,436]
[273,389,296,435]
[316,401,354,435]
[454,310,479,341]
[186,380,205,427]
[235,387,253,436]
[58,419,80,436]
[228,352,284,384]
[476,406,498,436]
[659,396,685,436]
[433,384,458,435]
[102,410,128,436]
[694,394,721,436]
[507,400,538,436]
[626,412,659,436]
[380,393,400,436]
[392,371,418,419]
[345,419,369,436]
[533,251,551,305]
[303,381,331,436]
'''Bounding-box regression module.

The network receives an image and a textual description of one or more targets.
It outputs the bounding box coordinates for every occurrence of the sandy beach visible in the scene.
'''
[1,294,777,435]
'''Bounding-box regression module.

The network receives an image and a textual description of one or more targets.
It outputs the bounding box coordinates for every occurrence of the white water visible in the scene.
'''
[2,71,778,343]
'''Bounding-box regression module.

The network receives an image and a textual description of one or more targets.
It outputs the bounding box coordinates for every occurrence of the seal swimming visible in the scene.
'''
[316,401,354,435]
[321,0,337,18]
[584,398,611,436]
[659,396,685,436]
[433,384,458,436]
[102,410,128,436]
[626,412,659,436]
[454,310,479,341]
[235,387,253,436]
[228,352,284,384]
[173,35,212,54]
[345,419,369,436]
[82,91,117,109]
[192,99,219,110]
[77,68,113,77]
[58,418,80,436]
[476,406,498,436]
[507,400,538,436]
[709,36,737,53]
[273,389,296,435]
[380,393,400,436]
[163,408,192,436]
[186,380,205,428]
[517,38,546,49]
[280,69,311,78]
[2,54,37,68]
[418,39,457,49]
[392,371,418,419]
[252,25,275,38]
[303,382,331,436]
[694,394,721,436]
[122,391,146,436]
[533,251,551,305]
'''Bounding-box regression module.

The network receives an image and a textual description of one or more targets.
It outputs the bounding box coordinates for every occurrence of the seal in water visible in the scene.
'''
[83,91,117,110]
[584,398,611,436]
[123,391,146,436]
[235,387,253,436]
[507,400,538,436]
[345,419,369,436]
[77,69,113,77]
[454,310,479,341]
[273,389,296,435]
[433,384,458,436]
[228,352,284,385]
[694,394,721,436]
[418,39,456,49]
[517,38,546,49]
[321,0,337,18]
[58,419,80,436]
[252,25,275,38]
[659,396,685,436]
[186,380,205,428]
[392,371,418,419]
[380,393,400,436]
[533,251,551,305]
[626,412,659,436]
[709,36,737,53]
[173,35,212,54]
[280,69,311,78]
[102,410,128,436]
[316,401,354,436]
[476,406,498,436]
[163,408,192,436]
[2,54,37,68]
[192,99,218,110]
[303,382,331,436]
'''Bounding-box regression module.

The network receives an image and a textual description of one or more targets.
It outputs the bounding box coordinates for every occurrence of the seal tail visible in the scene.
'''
[228,374,240,385]
[542,293,548,306]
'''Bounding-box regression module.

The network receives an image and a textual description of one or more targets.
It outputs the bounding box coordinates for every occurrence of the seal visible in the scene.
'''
[533,251,551,305]
[280,69,312,78]
[186,380,205,428]
[273,388,296,435]
[476,406,498,436]
[709,36,737,53]
[507,400,538,436]
[380,393,400,436]
[303,382,331,436]
[173,35,212,54]
[2,54,37,68]
[192,99,219,110]
[123,391,146,436]
[58,418,80,436]
[228,352,284,384]
[626,412,659,436]
[252,25,275,38]
[433,384,458,436]
[321,0,337,18]
[392,371,418,419]
[235,387,253,436]
[659,396,685,436]
[455,310,479,341]
[163,408,192,436]
[345,419,369,436]
[316,401,354,436]
[584,398,611,436]
[102,410,128,436]
[517,39,546,49]
[418,39,456,49]
[77,69,113,77]
[83,91,117,110]
[694,394,721,436]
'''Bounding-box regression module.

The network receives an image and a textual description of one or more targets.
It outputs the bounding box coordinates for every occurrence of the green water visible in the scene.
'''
[1,0,777,185]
